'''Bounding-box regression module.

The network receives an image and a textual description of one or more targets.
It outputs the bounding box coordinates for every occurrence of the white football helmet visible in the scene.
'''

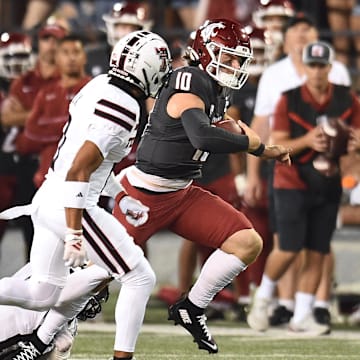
[109,30,172,98]
[0,32,34,79]
[102,2,153,47]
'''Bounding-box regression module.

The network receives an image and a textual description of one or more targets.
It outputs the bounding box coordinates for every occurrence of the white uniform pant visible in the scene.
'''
[30,203,144,287]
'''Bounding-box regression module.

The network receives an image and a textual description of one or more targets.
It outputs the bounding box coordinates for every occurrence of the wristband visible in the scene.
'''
[249,143,265,157]
[66,228,83,235]
[63,181,90,209]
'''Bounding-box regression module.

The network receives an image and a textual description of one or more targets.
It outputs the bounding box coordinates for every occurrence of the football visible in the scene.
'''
[214,119,245,134]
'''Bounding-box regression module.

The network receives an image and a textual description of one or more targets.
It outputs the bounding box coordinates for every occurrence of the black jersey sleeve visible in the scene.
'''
[181,108,249,153]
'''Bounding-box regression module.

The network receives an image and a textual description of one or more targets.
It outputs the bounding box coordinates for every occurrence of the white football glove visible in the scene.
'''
[63,229,87,268]
[119,195,149,227]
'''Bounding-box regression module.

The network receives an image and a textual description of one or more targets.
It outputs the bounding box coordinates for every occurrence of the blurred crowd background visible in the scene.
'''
[0,0,360,89]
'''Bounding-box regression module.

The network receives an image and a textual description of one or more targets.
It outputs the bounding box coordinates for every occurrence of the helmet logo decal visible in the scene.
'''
[200,22,225,43]
[156,47,169,72]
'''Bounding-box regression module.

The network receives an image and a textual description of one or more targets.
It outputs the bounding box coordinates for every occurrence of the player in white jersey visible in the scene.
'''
[0,30,172,360]
[0,263,110,360]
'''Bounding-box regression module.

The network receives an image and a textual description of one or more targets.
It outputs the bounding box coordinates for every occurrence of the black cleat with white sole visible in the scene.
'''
[168,296,218,354]
[3,331,48,360]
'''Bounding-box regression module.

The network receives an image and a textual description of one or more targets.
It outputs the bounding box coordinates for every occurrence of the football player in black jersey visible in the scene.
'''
[113,18,291,354]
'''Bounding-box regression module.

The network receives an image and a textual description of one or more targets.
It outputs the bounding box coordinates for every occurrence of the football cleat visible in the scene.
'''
[313,307,331,326]
[3,331,48,360]
[269,305,293,327]
[289,313,331,335]
[0,333,33,360]
[168,296,218,354]
[3,341,42,360]
[247,296,270,331]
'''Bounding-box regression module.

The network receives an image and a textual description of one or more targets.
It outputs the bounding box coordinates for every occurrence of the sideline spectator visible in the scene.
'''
[0,32,34,261]
[247,41,360,335]
[0,23,67,261]
[16,34,90,188]
[245,12,351,329]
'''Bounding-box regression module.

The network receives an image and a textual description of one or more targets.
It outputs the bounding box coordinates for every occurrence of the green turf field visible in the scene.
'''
[71,328,360,360]
[70,294,360,359]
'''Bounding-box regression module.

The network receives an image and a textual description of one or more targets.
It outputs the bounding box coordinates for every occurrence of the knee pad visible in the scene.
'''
[121,257,156,291]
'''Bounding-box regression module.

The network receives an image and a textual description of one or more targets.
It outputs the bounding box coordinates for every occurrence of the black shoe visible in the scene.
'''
[4,332,48,360]
[269,305,293,327]
[314,307,331,326]
[168,297,218,353]
[0,334,33,360]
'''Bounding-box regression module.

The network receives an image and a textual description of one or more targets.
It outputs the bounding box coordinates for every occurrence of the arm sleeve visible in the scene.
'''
[181,108,249,153]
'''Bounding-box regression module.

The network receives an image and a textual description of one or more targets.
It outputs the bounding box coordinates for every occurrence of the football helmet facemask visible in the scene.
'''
[188,18,253,90]
[0,32,34,79]
[109,30,172,98]
[77,285,110,321]
[102,1,153,46]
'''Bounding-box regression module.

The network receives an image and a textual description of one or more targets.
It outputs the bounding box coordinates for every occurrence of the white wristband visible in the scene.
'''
[63,181,90,209]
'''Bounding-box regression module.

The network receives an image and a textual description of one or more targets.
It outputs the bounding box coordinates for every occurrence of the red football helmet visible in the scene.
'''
[253,0,295,53]
[188,19,253,90]
[254,0,295,24]
[102,2,153,46]
[0,32,34,79]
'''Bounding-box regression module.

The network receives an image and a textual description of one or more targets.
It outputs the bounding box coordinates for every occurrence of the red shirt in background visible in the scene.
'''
[273,84,360,190]
[16,75,91,187]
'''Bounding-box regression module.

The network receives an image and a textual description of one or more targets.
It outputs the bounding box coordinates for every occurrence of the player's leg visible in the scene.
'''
[168,186,262,353]
[314,251,334,325]
[82,207,155,360]
[35,264,111,348]
[0,215,66,310]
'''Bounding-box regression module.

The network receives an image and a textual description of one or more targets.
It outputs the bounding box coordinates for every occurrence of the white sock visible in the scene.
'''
[293,292,315,324]
[256,274,276,300]
[188,249,247,309]
[314,300,330,309]
[278,299,295,312]
[37,310,68,345]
